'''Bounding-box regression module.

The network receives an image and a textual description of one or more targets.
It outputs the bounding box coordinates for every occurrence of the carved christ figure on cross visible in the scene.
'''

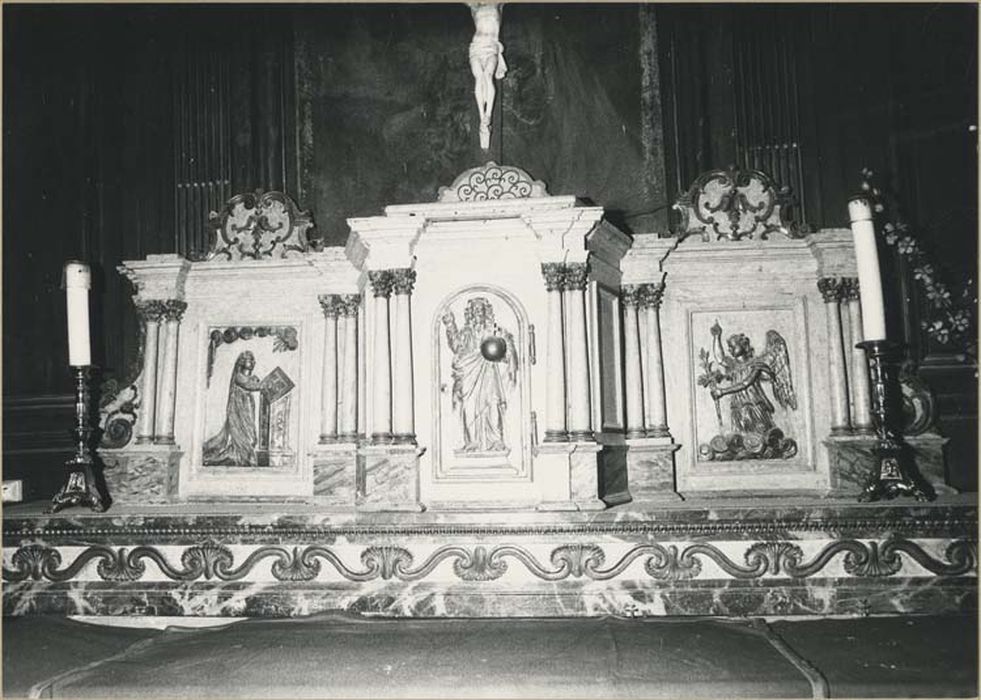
[468,2,506,150]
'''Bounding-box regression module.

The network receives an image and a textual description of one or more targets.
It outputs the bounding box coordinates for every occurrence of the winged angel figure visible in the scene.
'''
[697,321,798,461]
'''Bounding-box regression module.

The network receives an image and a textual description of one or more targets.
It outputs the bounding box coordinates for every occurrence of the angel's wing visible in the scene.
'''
[761,330,797,410]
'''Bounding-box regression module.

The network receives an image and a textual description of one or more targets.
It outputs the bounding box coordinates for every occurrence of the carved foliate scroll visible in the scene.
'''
[206,191,315,261]
[437,162,548,202]
[674,166,800,242]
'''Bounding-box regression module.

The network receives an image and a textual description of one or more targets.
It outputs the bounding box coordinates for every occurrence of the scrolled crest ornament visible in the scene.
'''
[674,165,800,242]
[206,190,315,261]
[437,161,548,202]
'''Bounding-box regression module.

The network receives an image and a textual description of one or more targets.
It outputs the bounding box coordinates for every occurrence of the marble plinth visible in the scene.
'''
[626,439,681,502]
[311,444,356,507]
[356,445,424,511]
[4,497,975,619]
[101,447,181,505]
[826,433,954,497]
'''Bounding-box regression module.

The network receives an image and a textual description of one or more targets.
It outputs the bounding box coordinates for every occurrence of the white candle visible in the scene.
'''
[847,196,888,341]
[64,261,92,366]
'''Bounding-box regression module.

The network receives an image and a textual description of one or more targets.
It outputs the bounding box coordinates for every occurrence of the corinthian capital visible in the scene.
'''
[541,263,565,292]
[621,284,643,307]
[390,268,417,296]
[563,262,589,291]
[162,299,188,322]
[368,270,395,298]
[638,283,665,310]
[817,277,844,303]
[318,294,343,318]
[135,300,167,324]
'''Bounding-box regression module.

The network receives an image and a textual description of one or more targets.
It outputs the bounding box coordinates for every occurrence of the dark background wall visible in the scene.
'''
[4,3,976,498]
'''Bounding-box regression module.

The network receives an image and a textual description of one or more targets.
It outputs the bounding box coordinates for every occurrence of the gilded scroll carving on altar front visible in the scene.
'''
[696,320,798,461]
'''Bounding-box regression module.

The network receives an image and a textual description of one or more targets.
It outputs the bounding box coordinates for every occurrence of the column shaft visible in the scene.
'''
[564,263,592,441]
[391,269,416,444]
[642,284,670,437]
[845,280,874,434]
[318,296,340,443]
[819,278,851,434]
[154,300,186,444]
[339,297,360,440]
[135,303,163,444]
[622,288,645,439]
[369,272,394,442]
[542,264,567,442]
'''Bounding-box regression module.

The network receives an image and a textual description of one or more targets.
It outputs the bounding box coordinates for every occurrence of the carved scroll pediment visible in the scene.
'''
[437,162,548,202]
[205,191,315,261]
[673,166,800,242]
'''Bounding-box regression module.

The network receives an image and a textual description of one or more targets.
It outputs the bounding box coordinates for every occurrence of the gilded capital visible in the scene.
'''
[841,277,861,301]
[368,270,395,298]
[318,294,343,318]
[817,277,844,303]
[338,294,362,317]
[563,262,589,291]
[541,263,565,292]
[621,284,643,307]
[135,300,167,324]
[162,299,188,322]
[390,268,417,296]
[638,283,665,310]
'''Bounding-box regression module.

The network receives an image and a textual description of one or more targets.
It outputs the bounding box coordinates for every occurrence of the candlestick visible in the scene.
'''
[64,261,92,366]
[847,197,887,341]
[49,366,108,513]
[856,340,934,502]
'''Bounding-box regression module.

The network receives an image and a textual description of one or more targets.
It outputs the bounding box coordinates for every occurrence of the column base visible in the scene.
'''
[370,432,394,445]
[543,431,569,443]
[318,434,340,445]
[830,426,852,437]
[391,433,417,445]
[568,430,595,442]
[154,436,176,446]
[645,426,672,439]
[851,425,875,436]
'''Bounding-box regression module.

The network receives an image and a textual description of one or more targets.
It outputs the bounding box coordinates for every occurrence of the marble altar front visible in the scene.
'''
[4,163,974,619]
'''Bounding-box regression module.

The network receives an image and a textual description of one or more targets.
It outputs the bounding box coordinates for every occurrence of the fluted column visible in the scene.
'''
[640,283,670,438]
[540,263,567,442]
[318,295,341,443]
[338,295,361,441]
[564,262,592,441]
[621,285,645,439]
[368,271,394,443]
[134,301,165,444]
[843,278,874,434]
[391,268,416,444]
[818,277,851,435]
[154,299,186,444]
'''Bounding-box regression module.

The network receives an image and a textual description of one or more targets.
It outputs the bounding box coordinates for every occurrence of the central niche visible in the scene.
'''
[432,286,531,482]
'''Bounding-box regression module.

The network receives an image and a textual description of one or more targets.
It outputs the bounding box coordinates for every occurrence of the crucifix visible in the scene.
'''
[468,3,506,151]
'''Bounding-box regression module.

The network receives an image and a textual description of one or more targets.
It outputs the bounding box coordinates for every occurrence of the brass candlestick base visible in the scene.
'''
[50,366,107,513]
[856,340,935,503]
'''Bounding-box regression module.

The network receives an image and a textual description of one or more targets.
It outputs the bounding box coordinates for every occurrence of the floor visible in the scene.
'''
[2,613,977,698]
